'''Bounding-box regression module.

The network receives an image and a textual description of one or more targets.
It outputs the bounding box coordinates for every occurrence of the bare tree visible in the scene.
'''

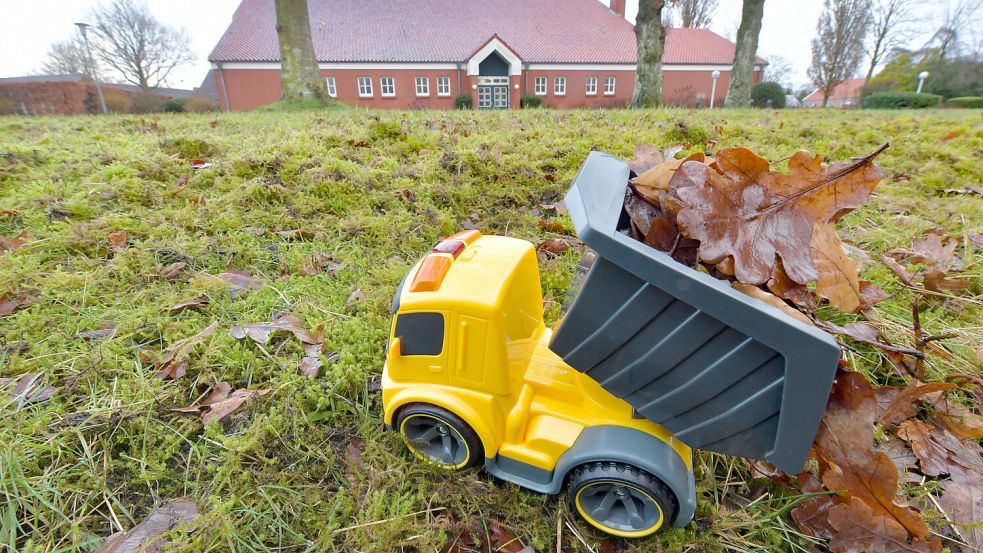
[808,0,872,106]
[863,0,916,82]
[673,0,718,28]
[633,0,669,107]
[932,0,982,62]
[725,0,766,107]
[275,0,329,102]
[41,38,95,78]
[89,0,194,90]
[763,55,794,90]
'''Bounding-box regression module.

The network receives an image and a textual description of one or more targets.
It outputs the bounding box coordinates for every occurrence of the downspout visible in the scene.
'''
[456,63,463,96]
[216,62,231,112]
[523,62,529,96]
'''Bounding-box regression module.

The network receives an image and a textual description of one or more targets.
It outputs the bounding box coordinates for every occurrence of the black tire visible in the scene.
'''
[396,404,483,470]
[567,462,676,538]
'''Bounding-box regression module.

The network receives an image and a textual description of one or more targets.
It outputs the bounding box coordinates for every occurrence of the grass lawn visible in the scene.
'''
[0,107,980,552]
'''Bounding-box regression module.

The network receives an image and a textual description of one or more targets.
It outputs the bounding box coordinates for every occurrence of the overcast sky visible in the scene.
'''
[0,0,966,91]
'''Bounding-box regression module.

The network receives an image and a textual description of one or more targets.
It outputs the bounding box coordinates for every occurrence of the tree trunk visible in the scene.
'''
[725,0,766,107]
[275,0,328,102]
[864,28,886,82]
[632,0,667,108]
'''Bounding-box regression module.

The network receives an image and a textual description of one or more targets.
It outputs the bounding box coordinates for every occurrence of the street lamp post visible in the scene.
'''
[710,70,721,109]
[916,71,929,94]
[75,22,108,115]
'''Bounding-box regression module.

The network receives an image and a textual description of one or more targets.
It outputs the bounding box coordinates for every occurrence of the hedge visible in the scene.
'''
[945,96,983,108]
[520,95,543,108]
[751,82,786,108]
[862,92,942,109]
[454,94,473,110]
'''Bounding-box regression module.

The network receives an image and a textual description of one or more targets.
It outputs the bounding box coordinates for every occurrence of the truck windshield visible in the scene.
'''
[394,312,444,355]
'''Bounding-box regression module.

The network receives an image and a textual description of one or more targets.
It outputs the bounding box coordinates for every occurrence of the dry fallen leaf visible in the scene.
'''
[922,270,971,292]
[107,231,128,251]
[274,229,314,240]
[74,323,116,341]
[154,322,218,380]
[812,370,934,543]
[346,287,365,307]
[881,256,916,285]
[0,293,33,316]
[627,143,684,175]
[857,281,890,311]
[299,252,345,277]
[95,497,198,553]
[674,146,884,286]
[0,372,56,406]
[826,497,941,553]
[229,315,320,345]
[878,382,957,426]
[732,282,813,325]
[1,230,31,253]
[201,388,271,425]
[631,151,705,203]
[216,270,264,297]
[537,238,569,256]
[298,355,323,378]
[163,297,209,314]
[160,262,186,279]
[811,223,861,312]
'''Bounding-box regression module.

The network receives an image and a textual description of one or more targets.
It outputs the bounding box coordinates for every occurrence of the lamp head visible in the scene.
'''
[918,71,929,79]
[711,70,721,79]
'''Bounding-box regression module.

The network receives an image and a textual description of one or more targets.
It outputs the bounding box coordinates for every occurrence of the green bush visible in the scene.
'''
[454,94,473,110]
[862,91,942,109]
[520,95,543,108]
[945,96,983,108]
[751,82,786,108]
[162,98,186,113]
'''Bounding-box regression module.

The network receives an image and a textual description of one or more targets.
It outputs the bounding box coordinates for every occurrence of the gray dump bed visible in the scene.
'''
[549,151,841,474]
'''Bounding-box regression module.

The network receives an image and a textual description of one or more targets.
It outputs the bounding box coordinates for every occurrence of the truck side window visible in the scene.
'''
[394,312,444,355]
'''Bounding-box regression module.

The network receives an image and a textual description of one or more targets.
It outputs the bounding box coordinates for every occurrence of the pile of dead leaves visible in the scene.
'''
[627,143,889,313]
[790,368,982,553]
[626,144,981,552]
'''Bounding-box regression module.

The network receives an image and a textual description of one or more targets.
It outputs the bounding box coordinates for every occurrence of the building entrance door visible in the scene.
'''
[477,77,509,109]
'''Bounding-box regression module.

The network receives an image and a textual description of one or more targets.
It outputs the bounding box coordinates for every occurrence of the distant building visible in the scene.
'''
[801,78,866,108]
[208,0,766,111]
[0,74,194,115]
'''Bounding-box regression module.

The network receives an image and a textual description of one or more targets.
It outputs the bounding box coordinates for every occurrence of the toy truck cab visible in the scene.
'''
[383,152,841,538]
[383,230,695,537]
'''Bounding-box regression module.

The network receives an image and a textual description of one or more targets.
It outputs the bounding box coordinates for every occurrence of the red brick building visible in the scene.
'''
[208,0,765,111]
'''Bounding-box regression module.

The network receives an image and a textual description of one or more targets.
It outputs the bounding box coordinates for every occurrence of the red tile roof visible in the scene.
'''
[803,78,866,102]
[210,0,762,66]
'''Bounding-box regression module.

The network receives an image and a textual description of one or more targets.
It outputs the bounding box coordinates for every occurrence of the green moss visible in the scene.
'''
[0,108,980,552]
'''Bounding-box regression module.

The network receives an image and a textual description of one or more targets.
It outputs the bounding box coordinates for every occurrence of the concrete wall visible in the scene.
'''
[214,66,762,111]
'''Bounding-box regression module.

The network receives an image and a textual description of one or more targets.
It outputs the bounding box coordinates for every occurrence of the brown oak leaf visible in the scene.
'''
[229,315,320,345]
[826,497,942,553]
[95,498,199,553]
[811,222,862,312]
[107,231,128,251]
[674,146,884,286]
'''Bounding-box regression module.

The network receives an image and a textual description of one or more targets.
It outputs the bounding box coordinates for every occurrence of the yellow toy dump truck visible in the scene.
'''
[382,152,841,537]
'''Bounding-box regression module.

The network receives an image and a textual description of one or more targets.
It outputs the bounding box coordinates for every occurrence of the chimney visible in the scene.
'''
[609,0,626,18]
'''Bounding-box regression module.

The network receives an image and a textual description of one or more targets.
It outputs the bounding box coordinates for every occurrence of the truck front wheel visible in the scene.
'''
[567,462,676,538]
[396,404,483,470]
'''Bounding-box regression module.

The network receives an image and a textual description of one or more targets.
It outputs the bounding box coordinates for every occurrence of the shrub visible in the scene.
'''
[454,94,473,110]
[520,95,543,108]
[162,98,186,113]
[945,96,983,108]
[183,97,219,113]
[862,91,942,109]
[751,82,786,108]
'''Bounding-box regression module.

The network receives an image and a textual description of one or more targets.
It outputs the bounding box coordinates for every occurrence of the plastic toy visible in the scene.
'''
[382,152,841,537]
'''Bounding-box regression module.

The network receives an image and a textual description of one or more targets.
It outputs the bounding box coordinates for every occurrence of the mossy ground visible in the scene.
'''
[0,108,980,552]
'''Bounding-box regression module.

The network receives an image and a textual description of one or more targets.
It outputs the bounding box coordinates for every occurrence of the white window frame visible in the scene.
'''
[380,76,396,97]
[325,76,337,98]
[586,76,598,96]
[534,76,547,96]
[415,76,430,97]
[604,76,616,96]
[437,76,451,97]
[554,76,566,96]
[357,77,373,97]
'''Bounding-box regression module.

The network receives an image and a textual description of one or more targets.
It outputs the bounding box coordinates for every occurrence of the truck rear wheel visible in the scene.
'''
[396,404,483,470]
[567,462,675,538]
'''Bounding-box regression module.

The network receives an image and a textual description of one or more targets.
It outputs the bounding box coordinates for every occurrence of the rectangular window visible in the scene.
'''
[415,76,430,97]
[534,76,547,95]
[554,76,566,95]
[357,77,373,97]
[394,312,444,355]
[325,76,337,98]
[604,76,616,95]
[437,76,451,96]
[586,76,598,95]
[380,76,395,97]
